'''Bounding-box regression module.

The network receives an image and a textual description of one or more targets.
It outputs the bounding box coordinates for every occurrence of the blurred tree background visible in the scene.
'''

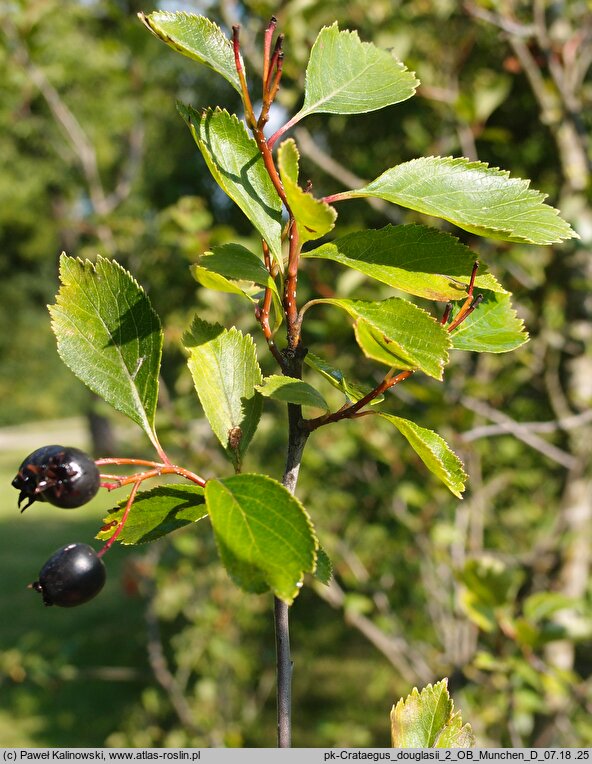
[0,0,591,748]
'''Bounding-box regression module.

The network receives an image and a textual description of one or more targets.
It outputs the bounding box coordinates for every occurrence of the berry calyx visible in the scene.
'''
[31,543,106,607]
[12,445,100,511]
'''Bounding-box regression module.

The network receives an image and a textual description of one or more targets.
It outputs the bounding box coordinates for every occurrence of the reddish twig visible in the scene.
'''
[97,479,141,557]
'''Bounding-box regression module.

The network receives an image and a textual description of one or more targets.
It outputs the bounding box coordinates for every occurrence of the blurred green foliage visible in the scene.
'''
[1,0,591,748]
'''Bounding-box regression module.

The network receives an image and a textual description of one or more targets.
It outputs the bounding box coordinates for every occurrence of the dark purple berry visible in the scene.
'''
[12,445,100,511]
[32,543,106,607]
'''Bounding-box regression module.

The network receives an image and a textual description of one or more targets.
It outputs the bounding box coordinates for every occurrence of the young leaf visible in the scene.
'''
[313,298,451,380]
[295,23,417,121]
[303,225,504,300]
[451,290,529,353]
[304,352,384,405]
[179,105,283,265]
[379,413,467,498]
[139,12,241,95]
[391,679,475,748]
[205,474,318,603]
[49,255,163,448]
[256,375,329,410]
[96,485,206,545]
[183,317,263,469]
[342,157,577,245]
[278,139,336,243]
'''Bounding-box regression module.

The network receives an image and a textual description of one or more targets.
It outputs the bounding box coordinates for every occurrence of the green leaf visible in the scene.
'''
[277,139,336,243]
[193,244,283,331]
[314,298,451,380]
[304,352,384,405]
[295,23,418,120]
[190,265,258,302]
[96,485,206,545]
[457,556,525,632]
[451,290,529,353]
[391,679,475,748]
[183,317,263,469]
[314,548,332,585]
[49,255,163,448]
[345,156,577,245]
[523,592,577,622]
[139,12,241,94]
[256,375,329,410]
[379,413,467,498]
[196,244,279,295]
[303,225,504,300]
[205,474,318,603]
[179,106,283,264]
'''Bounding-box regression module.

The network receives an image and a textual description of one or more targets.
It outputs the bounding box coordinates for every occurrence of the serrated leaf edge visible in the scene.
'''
[49,253,162,446]
[206,474,319,604]
[355,156,578,245]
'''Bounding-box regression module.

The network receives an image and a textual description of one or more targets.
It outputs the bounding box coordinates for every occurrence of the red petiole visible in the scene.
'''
[95,457,207,555]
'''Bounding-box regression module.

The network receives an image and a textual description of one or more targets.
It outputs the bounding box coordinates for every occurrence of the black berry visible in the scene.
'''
[32,543,106,607]
[12,445,100,511]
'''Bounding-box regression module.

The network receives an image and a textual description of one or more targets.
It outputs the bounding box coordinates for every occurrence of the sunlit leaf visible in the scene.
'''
[451,290,528,353]
[304,352,384,405]
[256,375,329,410]
[343,157,577,245]
[313,298,451,379]
[96,485,206,545]
[183,317,263,469]
[205,473,317,603]
[303,225,504,300]
[179,106,283,264]
[191,265,258,301]
[278,139,336,243]
[49,255,162,448]
[295,23,418,120]
[196,244,279,295]
[379,413,466,497]
[391,679,475,748]
[139,12,241,94]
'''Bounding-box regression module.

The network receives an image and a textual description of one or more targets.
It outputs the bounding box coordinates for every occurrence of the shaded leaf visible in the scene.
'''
[304,351,384,405]
[451,290,528,353]
[139,12,241,94]
[379,413,466,498]
[196,244,279,295]
[391,679,475,748]
[49,255,163,449]
[190,265,258,302]
[278,139,336,243]
[194,244,283,330]
[303,225,504,300]
[313,298,451,380]
[96,485,206,545]
[345,156,577,245]
[205,474,317,603]
[314,548,333,585]
[179,106,283,264]
[256,375,329,410]
[183,317,263,469]
[295,23,418,120]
